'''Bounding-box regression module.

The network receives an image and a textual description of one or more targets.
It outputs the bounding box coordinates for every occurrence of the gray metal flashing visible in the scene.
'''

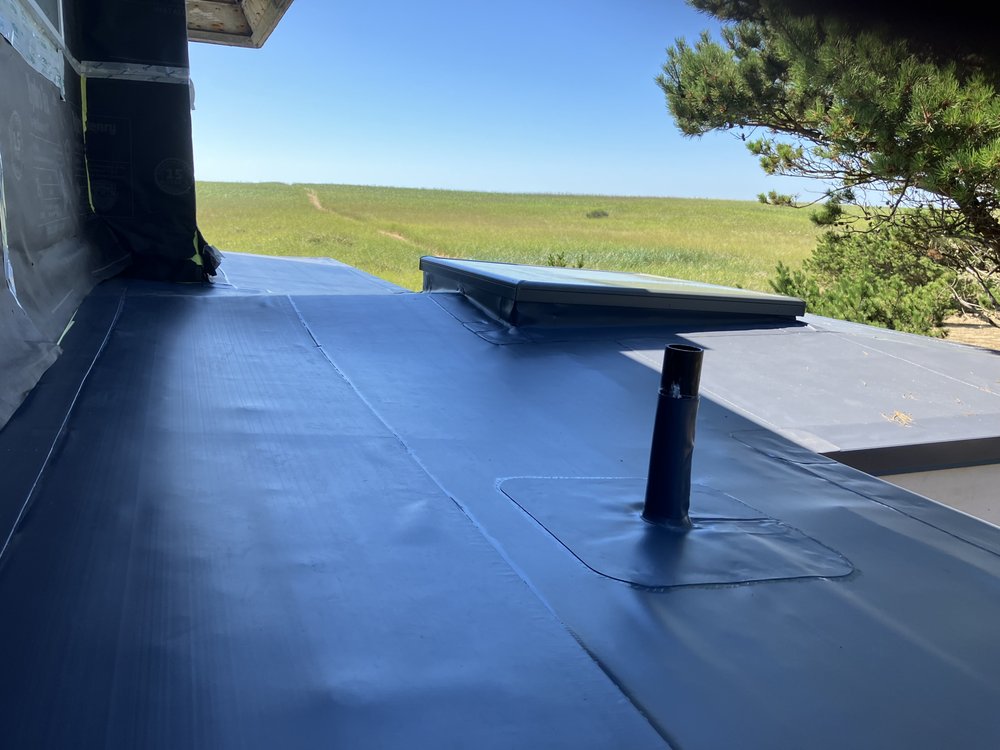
[78,60,189,84]
[733,428,1000,556]
[827,435,1000,476]
[0,0,64,91]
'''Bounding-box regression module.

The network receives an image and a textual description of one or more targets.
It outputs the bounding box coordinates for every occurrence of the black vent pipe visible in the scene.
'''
[642,344,704,528]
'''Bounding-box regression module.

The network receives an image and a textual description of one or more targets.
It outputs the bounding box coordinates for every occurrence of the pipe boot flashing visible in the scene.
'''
[642,344,704,528]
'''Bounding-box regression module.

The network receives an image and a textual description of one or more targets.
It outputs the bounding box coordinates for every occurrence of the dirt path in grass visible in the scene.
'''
[304,188,366,223]
[305,188,325,212]
[377,229,420,246]
[304,188,442,254]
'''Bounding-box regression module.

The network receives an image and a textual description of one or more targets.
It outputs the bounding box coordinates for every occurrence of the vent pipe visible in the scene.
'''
[642,344,704,528]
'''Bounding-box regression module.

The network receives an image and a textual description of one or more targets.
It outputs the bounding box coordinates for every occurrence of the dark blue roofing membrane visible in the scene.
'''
[1,252,999,749]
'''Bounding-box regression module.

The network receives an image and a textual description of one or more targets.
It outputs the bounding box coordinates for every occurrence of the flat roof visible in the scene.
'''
[2,252,1000,748]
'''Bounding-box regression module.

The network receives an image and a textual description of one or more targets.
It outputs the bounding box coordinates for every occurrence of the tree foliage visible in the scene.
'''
[771,228,956,335]
[757,190,796,206]
[658,0,1000,324]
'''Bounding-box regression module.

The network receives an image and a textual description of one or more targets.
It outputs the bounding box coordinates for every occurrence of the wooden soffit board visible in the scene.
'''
[186,0,293,48]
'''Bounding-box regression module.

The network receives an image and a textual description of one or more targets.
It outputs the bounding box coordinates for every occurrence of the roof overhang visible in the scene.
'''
[186,0,294,48]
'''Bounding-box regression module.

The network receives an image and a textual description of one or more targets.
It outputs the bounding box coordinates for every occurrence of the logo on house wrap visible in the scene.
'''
[154,158,194,196]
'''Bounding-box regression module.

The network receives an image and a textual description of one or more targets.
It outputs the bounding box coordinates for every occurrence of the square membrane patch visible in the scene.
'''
[500,478,852,589]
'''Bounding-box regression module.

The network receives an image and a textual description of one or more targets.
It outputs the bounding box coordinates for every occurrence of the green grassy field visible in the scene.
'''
[196,182,822,292]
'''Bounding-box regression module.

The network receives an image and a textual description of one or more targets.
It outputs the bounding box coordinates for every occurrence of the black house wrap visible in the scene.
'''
[0,0,217,425]
[75,0,215,281]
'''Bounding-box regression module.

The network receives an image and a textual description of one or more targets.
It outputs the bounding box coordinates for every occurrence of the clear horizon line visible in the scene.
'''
[193,178,780,203]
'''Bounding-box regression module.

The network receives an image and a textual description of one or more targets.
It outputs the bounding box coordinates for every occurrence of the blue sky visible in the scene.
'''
[188,0,819,201]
